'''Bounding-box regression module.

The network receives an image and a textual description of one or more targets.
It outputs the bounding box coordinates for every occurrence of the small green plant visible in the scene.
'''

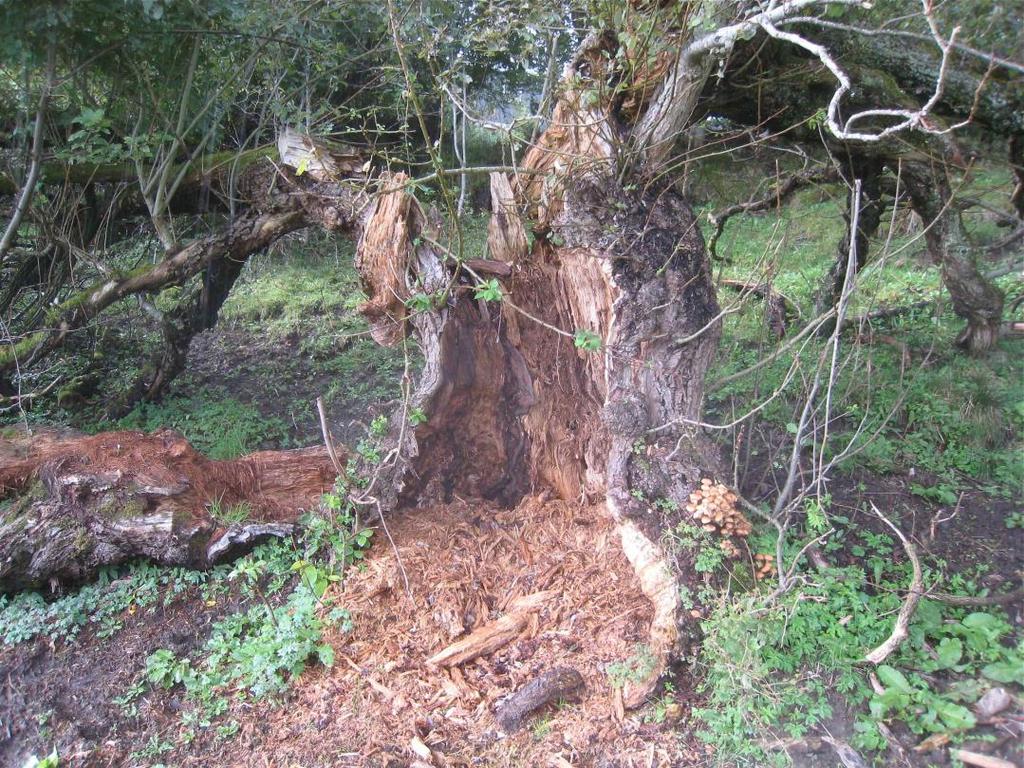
[355,438,381,464]
[408,407,427,426]
[666,521,726,574]
[1005,511,1024,529]
[910,482,960,506]
[114,680,145,718]
[644,681,677,724]
[137,472,371,735]
[146,648,194,689]
[129,735,173,761]
[208,497,252,526]
[606,644,657,688]
[23,751,59,768]
[531,713,553,741]
[473,279,503,302]
[573,329,601,352]
[369,414,389,436]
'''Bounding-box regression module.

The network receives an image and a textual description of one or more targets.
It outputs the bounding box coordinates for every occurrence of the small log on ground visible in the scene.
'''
[0,427,336,592]
[494,666,585,733]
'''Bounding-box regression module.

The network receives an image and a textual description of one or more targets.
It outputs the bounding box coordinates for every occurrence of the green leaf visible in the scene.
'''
[296,155,310,176]
[473,279,502,302]
[935,637,963,669]
[962,612,1001,631]
[316,644,335,667]
[982,661,1023,684]
[573,329,601,352]
[935,700,976,730]
[876,664,913,694]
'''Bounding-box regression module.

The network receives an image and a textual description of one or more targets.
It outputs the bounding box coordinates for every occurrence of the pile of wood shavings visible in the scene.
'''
[196,496,703,767]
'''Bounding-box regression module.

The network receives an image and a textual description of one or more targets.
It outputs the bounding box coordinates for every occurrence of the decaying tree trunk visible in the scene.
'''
[1,14,783,709]
[0,427,335,591]
[341,33,727,705]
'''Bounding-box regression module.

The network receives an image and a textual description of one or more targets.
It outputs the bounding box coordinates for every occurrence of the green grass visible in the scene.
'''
[221,242,364,334]
[109,389,289,459]
[703,163,1023,498]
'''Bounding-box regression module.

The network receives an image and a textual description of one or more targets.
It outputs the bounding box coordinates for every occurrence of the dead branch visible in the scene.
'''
[839,300,934,331]
[863,504,923,665]
[760,0,980,144]
[949,750,1017,768]
[494,667,585,733]
[928,587,1024,607]
[426,591,555,667]
[316,396,345,477]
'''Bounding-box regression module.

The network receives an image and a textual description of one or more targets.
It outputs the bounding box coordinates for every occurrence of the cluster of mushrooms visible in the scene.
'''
[686,478,775,580]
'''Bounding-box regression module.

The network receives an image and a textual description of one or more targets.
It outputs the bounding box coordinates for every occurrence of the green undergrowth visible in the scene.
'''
[1,473,374,759]
[0,562,217,647]
[693,161,1022,765]
[692,516,1023,766]
[133,477,372,751]
[104,388,289,459]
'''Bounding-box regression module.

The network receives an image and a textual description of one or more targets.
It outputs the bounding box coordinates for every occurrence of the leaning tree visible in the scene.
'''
[1,0,1016,705]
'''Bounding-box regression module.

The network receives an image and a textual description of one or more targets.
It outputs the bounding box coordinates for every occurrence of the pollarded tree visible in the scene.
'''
[0,0,1001,705]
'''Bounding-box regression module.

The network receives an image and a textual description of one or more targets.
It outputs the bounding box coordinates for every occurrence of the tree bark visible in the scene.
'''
[903,161,1005,353]
[0,427,335,592]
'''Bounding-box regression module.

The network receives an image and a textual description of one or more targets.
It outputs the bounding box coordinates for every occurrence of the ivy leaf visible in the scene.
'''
[982,660,1024,684]
[296,154,311,176]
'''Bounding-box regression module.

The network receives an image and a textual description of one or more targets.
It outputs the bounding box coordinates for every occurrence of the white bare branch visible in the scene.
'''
[759,0,976,142]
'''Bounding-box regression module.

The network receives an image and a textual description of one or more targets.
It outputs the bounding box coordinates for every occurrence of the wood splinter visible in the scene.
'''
[426,590,555,667]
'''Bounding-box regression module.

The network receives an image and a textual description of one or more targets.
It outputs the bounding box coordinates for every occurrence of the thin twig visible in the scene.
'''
[316,396,345,477]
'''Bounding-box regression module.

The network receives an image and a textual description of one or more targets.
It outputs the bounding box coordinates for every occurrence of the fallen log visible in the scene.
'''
[0,427,335,592]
